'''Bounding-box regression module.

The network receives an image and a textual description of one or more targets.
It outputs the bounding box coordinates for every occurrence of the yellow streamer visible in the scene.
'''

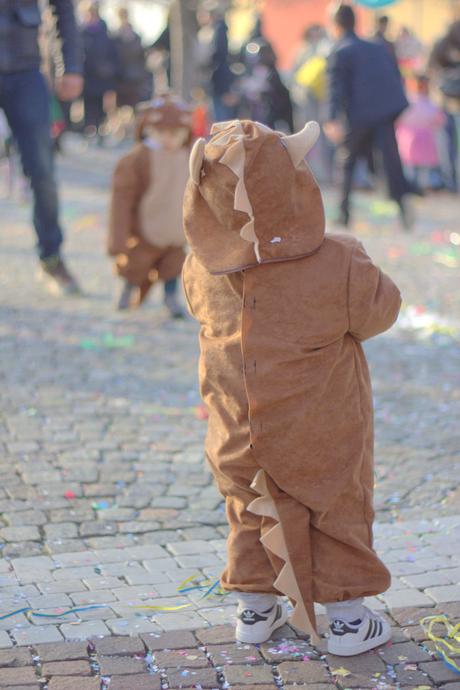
[420,615,460,675]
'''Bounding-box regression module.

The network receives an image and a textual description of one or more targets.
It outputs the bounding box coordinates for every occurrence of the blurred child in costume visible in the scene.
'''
[396,75,446,189]
[182,119,401,653]
[108,95,192,317]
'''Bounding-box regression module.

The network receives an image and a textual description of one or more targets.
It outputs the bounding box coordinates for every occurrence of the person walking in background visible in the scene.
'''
[0,0,83,294]
[396,75,446,190]
[373,15,397,64]
[429,20,460,191]
[113,8,148,110]
[81,2,117,139]
[211,10,237,122]
[241,41,294,133]
[324,4,417,229]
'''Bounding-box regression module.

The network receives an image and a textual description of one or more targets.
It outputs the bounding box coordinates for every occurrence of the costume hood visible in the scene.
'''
[183,119,325,275]
[135,94,193,145]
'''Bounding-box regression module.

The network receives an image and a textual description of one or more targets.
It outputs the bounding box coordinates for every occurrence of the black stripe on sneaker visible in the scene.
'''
[273,604,282,623]
[364,619,375,641]
[378,620,383,636]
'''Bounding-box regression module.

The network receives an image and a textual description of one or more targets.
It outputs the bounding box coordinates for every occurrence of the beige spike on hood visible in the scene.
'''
[183,119,325,275]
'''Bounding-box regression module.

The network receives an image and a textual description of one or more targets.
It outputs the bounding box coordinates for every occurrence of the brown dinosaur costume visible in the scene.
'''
[108,95,192,306]
[182,120,401,638]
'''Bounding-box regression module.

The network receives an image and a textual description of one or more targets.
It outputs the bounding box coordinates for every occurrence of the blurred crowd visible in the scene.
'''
[0,0,459,297]
[49,2,459,196]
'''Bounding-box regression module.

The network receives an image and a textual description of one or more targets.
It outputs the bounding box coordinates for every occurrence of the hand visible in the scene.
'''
[323,120,345,145]
[55,73,83,102]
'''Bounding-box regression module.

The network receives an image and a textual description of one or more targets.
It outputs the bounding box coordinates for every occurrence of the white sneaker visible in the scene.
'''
[327,607,391,656]
[235,599,288,644]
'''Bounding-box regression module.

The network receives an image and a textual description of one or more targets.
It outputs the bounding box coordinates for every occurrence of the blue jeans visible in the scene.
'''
[0,69,63,260]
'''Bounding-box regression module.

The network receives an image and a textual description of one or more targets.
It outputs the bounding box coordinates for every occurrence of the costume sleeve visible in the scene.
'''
[50,0,82,75]
[181,256,196,318]
[107,153,142,256]
[348,241,401,341]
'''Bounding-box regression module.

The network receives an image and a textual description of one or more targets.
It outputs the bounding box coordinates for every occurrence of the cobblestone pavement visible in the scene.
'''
[0,139,459,689]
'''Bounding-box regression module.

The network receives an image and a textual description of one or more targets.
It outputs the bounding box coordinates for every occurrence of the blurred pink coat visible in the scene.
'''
[396,96,446,167]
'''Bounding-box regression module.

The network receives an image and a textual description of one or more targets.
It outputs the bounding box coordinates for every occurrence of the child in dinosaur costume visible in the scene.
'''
[108,95,192,316]
[182,119,401,655]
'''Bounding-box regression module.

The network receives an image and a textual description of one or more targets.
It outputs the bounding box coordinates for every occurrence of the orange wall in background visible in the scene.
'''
[260,0,371,70]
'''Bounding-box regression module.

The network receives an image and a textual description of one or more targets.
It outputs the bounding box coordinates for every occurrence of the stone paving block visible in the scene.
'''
[82,576,123,590]
[41,660,92,676]
[0,666,38,687]
[45,524,79,541]
[382,589,435,608]
[0,526,40,542]
[0,647,32,667]
[99,656,147,675]
[112,586,161,601]
[260,639,317,663]
[106,618,161,636]
[36,641,89,662]
[174,553,222,569]
[392,662,431,687]
[143,558,182,573]
[425,585,460,603]
[53,566,100,580]
[0,631,13,649]
[155,611,209,631]
[140,630,197,651]
[47,678,101,690]
[70,590,116,605]
[52,552,98,567]
[12,625,64,646]
[108,676,162,690]
[196,624,235,645]
[4,510,47,526]
[167,540,216,556]
[38,579,87,594]
[402,570,459,588]
[207,643,264,666]
[60,620,110,641]
[0,612,29,632]
[379,640,432,664]
[420,660,460,684]
[124,571,170,586]
[155,648,209,668]
[389,606,443,626]
[166,667,219,689]
[278,661,331,685]
[79,521,118,537]
[27,593,72,609]
[196,603,236,626]
[224,664,276,686]
[94,636,146,656]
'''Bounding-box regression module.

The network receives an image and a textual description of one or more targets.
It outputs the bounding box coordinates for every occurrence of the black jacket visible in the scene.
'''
[327,31,407,128]
[0,0,81,74]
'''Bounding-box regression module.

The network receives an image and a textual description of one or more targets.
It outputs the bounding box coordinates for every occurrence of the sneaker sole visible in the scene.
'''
[327,627,392,656]
[235,607,289,645]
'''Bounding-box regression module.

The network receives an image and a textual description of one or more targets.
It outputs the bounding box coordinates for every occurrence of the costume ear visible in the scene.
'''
[189,138,206,185]
[283,121,320,168]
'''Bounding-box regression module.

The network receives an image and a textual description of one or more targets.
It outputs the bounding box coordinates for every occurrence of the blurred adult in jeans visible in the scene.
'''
[325,4,416,229]
[81,2,117,137]
[0,0,83,293]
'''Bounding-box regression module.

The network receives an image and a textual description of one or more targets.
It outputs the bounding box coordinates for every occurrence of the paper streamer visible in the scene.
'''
[420,615,460,675]
[0,576,227,622]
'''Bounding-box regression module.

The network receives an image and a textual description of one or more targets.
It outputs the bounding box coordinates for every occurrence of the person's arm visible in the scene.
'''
[348,241,401,342]
[108,152,143,257]
[50,0,83,100]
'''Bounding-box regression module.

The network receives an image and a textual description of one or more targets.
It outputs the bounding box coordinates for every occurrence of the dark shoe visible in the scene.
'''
[164,293,185,319]
[116,281,135,310]
[38,256,81,295]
